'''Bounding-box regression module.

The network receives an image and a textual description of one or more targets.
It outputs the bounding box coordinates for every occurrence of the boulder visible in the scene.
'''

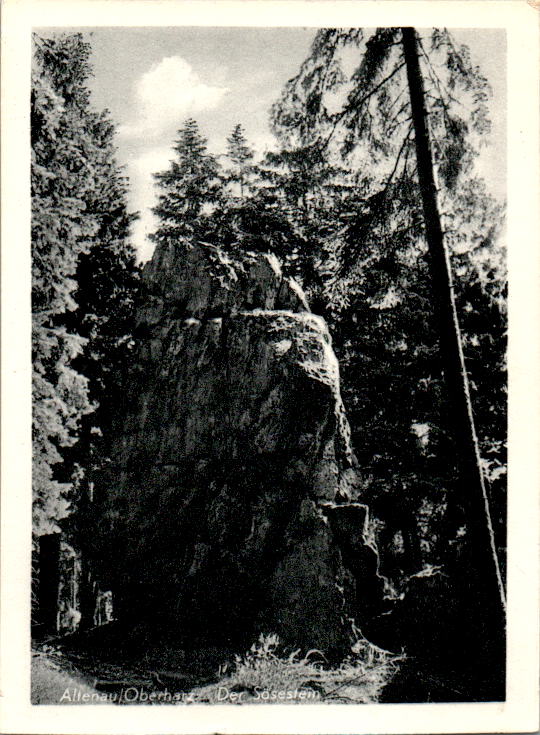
[91,241,385,655]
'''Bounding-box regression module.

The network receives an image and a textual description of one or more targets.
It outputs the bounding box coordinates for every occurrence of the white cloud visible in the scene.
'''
[119,56,228,139]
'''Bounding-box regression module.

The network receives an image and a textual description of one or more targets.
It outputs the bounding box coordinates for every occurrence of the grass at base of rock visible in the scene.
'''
[189,633,404,704]
[31,632,403,705]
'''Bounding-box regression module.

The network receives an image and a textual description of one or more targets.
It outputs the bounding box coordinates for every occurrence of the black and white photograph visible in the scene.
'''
[1,2,539,734]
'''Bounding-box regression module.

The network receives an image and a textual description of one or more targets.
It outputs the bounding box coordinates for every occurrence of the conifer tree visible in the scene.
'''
[150,119,222,247]
[401,26,504,609]
[63,113,140,478]
[32,33,139,538]
[225,124,254,199]
[32,33,98,535]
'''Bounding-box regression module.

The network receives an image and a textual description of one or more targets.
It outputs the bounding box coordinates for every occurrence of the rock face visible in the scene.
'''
[92,242,384,655]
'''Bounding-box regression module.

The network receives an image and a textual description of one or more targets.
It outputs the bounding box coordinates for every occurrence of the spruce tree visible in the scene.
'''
[225,124,254,199]
[150,118,222,247]
[63,113,140,479]
[32,33,97,535]
[32,33,140,537]
[401,26,504,610]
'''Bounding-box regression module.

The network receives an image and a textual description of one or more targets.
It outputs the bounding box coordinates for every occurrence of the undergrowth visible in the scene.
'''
[189,633,404,704]
[31,633,404,705]
[31,651,105,705]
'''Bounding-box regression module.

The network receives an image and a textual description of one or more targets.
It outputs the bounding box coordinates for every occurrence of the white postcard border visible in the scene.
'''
[1,2,538,733]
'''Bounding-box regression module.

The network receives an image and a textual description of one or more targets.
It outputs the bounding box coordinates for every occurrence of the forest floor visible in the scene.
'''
[31,628,403,705]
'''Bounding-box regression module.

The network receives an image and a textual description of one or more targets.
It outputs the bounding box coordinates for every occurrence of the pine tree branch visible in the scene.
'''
[322,61,407,150]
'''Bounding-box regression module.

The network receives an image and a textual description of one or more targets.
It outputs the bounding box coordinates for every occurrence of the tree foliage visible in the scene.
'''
[149,118,222,247]
[269,27,506,585]
[32,33,139,536]
[224,124,255,199]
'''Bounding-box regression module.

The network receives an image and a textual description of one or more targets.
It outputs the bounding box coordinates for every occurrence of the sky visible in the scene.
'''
[37,27,506,262]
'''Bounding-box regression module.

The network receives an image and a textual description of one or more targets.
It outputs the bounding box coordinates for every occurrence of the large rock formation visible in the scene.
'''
[91,241,385,655]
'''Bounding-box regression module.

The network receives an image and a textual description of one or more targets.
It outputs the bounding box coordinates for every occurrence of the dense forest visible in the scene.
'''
[31,28,507,704]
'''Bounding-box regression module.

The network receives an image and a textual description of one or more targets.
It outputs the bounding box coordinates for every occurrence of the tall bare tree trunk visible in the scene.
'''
[401,26,506,696]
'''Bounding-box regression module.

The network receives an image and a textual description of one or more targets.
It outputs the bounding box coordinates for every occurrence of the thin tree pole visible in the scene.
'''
[401,27,506,617]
